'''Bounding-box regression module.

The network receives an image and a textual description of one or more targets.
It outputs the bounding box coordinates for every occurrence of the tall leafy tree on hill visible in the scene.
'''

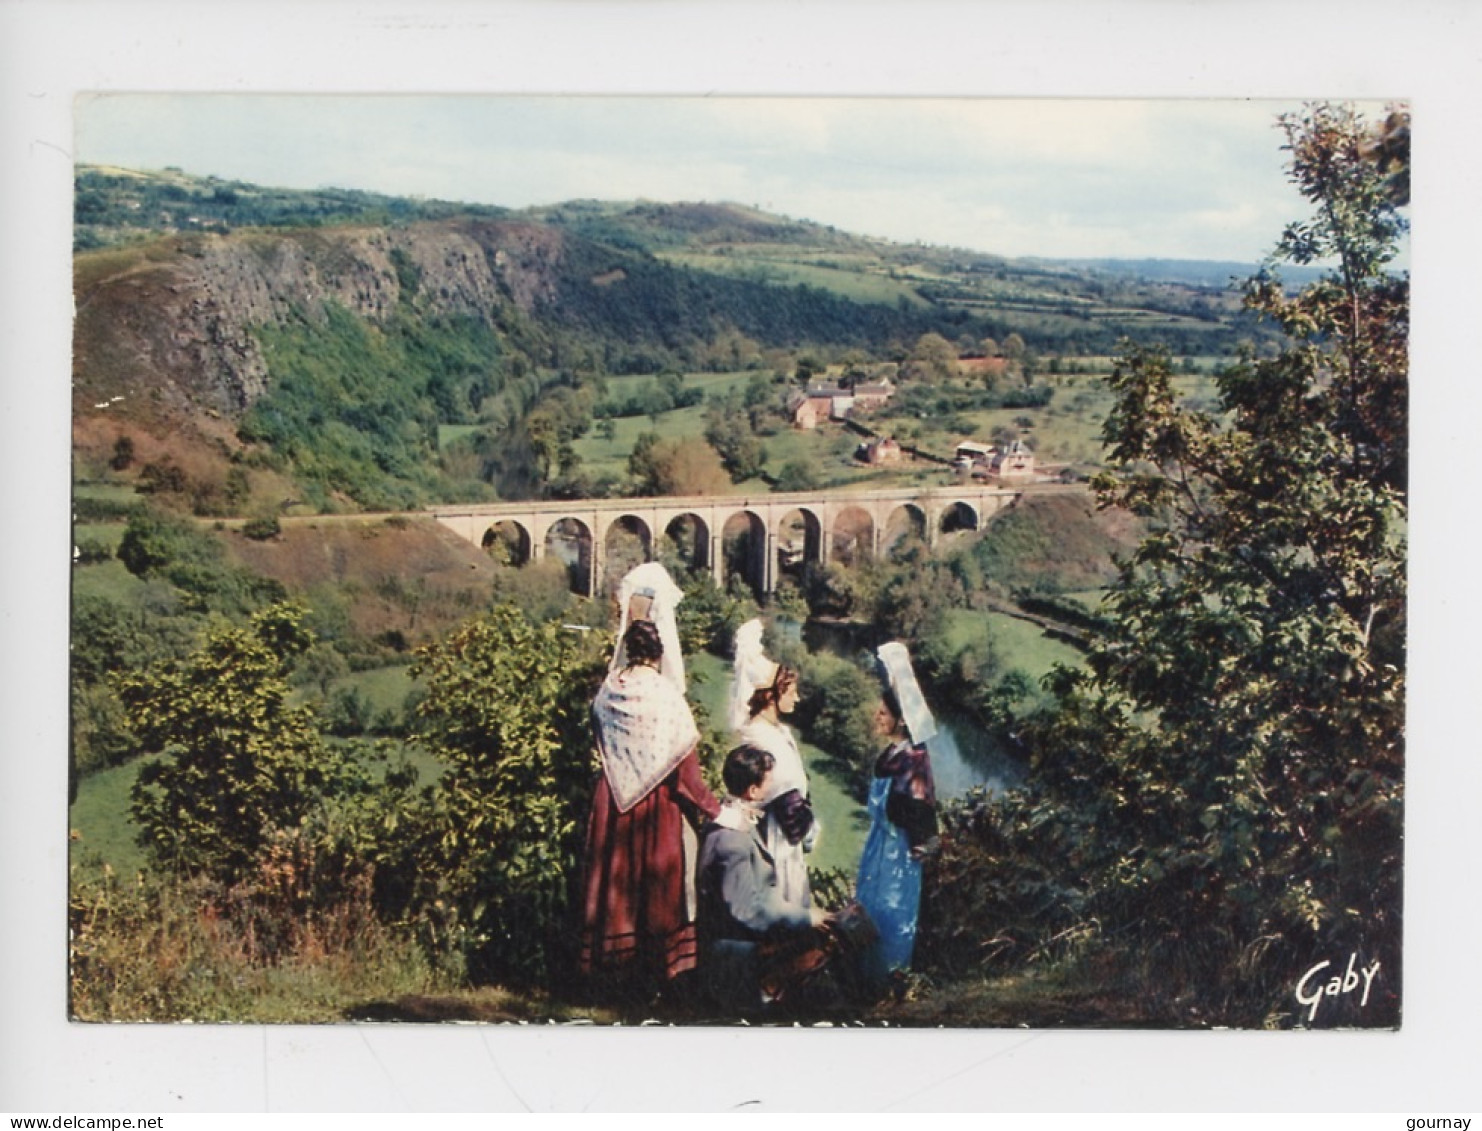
[409,608,608,985]
[930,103,1409,1026]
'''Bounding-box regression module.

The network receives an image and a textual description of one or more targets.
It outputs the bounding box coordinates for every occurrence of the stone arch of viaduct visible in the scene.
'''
[427,485,1026,599]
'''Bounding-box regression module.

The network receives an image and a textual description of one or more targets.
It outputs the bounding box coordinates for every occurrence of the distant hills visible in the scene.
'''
[1025,256,1325,290]
[71,164,1287,513]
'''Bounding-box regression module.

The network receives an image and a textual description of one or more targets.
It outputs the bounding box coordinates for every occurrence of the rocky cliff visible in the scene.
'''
[72,218,585,427]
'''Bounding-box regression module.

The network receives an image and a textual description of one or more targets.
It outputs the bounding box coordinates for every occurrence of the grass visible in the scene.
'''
[659,249,932,308]
[570,368,954,492]
[328,662,420,717]
[432,362,1212,497]
[437,423,480,450]
[73,480,141,506]
[942,608,1086,681]
[69,558,150,605]
[68,863,454,1023]
[69,757,149,879]
[571,400,750,488]
[1061,588,1110,613]
[73,522,128,551]
[884,367,1226,472]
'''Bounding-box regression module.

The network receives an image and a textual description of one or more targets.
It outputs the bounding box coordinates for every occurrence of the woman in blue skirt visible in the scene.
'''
[855,642,940,980]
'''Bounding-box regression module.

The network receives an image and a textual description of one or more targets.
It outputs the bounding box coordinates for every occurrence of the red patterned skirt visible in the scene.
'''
[579,754,713,984]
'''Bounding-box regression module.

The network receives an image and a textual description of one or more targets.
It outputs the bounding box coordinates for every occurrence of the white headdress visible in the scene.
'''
[610,561,686,692]
[728,618,778,731]
[876,641,938,745]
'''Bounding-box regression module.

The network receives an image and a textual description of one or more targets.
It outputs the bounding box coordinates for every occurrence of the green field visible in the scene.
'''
[569,372,770,488]
[660,249,933,309]
[70,757,149,878]
[74,480,141,506]
[70,557,149,604]
[942,608,1087,682]
[327,662,421,718]
[437,423,481,450]
[73,523,128,551]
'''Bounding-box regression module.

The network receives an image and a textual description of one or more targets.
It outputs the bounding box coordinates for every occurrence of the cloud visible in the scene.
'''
[74,94,1390,262]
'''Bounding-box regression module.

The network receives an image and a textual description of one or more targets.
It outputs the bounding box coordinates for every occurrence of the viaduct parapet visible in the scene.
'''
[427,483,1070,598]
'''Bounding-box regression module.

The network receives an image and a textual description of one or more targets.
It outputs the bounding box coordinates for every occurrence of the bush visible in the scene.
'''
[121,604,328,883]
[73,537,114,565]
[116,507,285,615]
[795,650,877,778]
[70,680,138,777]
[242,513,281,540]
[409,607,609,987]
[68,856,441,1022]
[915,789,1091,979]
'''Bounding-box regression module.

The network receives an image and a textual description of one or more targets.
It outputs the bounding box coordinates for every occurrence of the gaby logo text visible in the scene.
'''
[1294,951,1380,1023]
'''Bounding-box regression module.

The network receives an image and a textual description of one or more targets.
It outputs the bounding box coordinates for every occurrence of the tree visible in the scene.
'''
[110,434,135,471]
[630,433,732,496]
[704,398,767,482]
[906,332,958,384]
[410,607,607,984]
[627,430,663,491]
[967,103,1408,1025]
[658,436,735,495]
[122,603,328,883]
[774,457,822,493]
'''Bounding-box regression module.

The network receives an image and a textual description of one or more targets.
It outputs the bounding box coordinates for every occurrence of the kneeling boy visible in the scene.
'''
[697,744,838,1011]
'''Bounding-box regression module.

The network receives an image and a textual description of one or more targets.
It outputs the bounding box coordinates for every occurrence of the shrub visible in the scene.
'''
[68,858,441,1023]
[73,537,114,564]
[120,603,328,883]
[796,650,877,779]
[409,607,609,987]
[242,512,282,540]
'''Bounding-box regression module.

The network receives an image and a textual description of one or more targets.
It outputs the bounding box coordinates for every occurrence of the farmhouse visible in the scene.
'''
[955,440,994,467]
[860,435,903,465]
[993,438,1035,479]
[850,377,895,412]
[791,383,855,428]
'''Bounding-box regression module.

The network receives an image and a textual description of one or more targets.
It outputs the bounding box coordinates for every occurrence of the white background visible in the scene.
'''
[3,0,1479,1113]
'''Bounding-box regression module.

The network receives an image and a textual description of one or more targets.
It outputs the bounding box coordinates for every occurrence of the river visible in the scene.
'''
[925,708,1025,800]
[801,618,1025,801]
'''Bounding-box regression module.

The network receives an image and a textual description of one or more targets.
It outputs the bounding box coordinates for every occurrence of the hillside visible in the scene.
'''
[72,165,1275,515]
[219,515,502,652]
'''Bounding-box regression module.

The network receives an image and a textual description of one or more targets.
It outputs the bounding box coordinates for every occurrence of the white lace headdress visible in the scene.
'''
[877,641,938,744]
[728,618,778,731]
[609,561,686,692]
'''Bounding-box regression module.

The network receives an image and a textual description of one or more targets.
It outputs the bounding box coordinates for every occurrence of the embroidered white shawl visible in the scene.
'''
[592,663,700,813]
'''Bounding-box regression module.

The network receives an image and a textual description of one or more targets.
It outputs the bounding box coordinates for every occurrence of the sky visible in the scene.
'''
[71,94,1376,264]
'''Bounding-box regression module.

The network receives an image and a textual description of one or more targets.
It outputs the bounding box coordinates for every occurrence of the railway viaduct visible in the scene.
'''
[426,483,1071,599]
